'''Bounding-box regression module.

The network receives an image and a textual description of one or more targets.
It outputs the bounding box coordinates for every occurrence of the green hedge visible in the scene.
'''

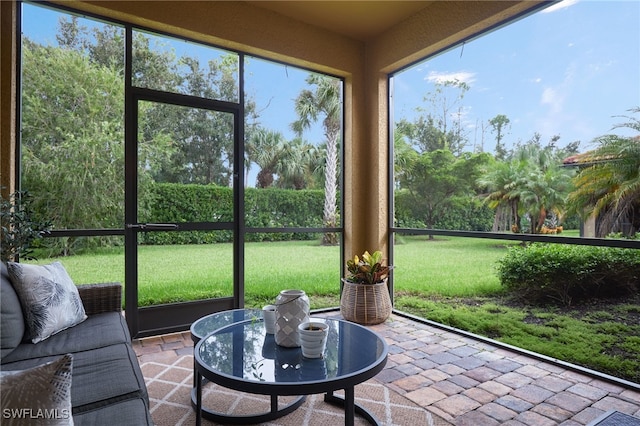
[140,183,496,245]
[497,243,640,306]
[139,183,327,244]
[395,191,494,231]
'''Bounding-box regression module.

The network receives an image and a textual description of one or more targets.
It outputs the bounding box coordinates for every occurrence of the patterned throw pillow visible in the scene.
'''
[7,262,87,344]
[0,354,74,425]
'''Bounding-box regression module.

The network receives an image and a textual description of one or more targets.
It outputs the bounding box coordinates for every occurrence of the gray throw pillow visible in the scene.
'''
[1,263,25,358]
[0,354,74,425]
[7,262,87,344]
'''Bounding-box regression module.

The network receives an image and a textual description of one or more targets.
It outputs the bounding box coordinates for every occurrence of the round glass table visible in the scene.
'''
[189,308,262,418]
[194,317,388,426]
[190,308,261,344]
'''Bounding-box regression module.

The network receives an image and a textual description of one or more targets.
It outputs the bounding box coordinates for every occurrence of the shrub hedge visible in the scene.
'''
[139,183,327,244]
[139,183,494,245]
[497,243,640,306]
[394,191,494,231]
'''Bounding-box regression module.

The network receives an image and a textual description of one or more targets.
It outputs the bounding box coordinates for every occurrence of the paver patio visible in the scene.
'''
[134,311,640,425]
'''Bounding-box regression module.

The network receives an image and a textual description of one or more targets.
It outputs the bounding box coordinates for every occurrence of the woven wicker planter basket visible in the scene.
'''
[340,279,392,325]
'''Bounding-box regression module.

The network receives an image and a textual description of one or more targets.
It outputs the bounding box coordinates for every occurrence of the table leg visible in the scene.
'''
[324,389,380,426]
[195,373,202,426]
[345,387,355,426]
[191,387,305,424]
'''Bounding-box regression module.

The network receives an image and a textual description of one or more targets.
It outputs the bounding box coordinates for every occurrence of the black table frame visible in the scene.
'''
[189,308,263,421]
[194,318,388,426]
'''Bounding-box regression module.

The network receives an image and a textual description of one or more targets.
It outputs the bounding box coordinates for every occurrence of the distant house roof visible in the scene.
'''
[562,151,614,166]
[562,135,640,167]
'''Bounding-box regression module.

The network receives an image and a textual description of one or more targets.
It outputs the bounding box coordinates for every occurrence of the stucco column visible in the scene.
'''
[344,59,389,261]
[0,0,17,198]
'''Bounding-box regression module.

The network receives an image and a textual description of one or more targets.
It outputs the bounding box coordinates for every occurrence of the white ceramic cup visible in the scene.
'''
[262,305,277,334]
[297,321,328,358]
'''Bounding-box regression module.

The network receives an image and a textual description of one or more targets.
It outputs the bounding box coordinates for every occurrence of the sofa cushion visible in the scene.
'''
[0,354,73,426]
[2,342,147,415]
[73,397,153,426]
[1,263,25,359]
[69,342,149,412]
[7,262,87,343]
[1,312,130,365]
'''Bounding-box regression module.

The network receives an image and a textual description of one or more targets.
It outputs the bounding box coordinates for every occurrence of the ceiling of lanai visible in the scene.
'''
[245,1,434,42]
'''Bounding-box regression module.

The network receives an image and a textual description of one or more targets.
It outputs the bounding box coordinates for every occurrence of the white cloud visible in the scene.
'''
[425,71,476,85]
[541,0,579,14]
[541,87,564,114]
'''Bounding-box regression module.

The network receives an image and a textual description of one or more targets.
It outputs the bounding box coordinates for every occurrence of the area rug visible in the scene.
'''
[142,355,451,425]
[587,410,640,426]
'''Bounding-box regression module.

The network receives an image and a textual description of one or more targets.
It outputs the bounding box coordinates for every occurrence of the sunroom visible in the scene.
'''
[2,1,640,424]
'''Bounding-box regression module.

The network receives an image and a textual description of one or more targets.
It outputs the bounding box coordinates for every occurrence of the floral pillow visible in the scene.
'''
[0,354,74,425]
[7,262,87,344]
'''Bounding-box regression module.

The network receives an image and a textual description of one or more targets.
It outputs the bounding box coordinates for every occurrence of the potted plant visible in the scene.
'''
[1,190,51,263]
[340,250,392,325]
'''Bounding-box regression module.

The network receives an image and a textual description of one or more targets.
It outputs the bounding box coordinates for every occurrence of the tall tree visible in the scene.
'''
[292,74,341,245]
[477,159,523,232]
[21,42,126,254]
[400,150,488,239]
[248,129,285,188]
[488,114,511,161]
[274,138,317,190]
[398,80,470,155]
[58,17,251,187]
[567,108,640,237]
[479,140,574,233]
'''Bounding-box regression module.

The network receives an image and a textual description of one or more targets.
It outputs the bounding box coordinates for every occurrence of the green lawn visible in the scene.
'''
[30,233,639,383]
[34,236,513,306]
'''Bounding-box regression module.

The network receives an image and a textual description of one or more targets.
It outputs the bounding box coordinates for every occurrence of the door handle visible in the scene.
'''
[126,223,179,230]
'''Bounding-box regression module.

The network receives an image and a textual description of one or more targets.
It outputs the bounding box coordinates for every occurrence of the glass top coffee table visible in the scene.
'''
[189,308,262,418]
[190,308,261,344]
[194,317,388,426]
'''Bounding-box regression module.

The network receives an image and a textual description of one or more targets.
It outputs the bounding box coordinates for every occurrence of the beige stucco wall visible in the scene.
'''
[0,0,542,260]
[0,0,17,199]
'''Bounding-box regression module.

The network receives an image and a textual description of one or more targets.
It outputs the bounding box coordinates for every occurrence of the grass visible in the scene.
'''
[35,236,509,306]
[393,235,514,296]
[33,240,341,307]
[395,295,640,383]
[31,232,639,383]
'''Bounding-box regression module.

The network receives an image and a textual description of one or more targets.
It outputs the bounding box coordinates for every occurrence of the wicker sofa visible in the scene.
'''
[0,262,153,425]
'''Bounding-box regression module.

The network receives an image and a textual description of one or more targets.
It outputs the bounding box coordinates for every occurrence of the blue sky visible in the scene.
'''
[23,0,640,159]
[393,0,640,154]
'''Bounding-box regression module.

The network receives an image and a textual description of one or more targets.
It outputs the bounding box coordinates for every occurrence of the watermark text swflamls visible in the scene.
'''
[3,408,71,420]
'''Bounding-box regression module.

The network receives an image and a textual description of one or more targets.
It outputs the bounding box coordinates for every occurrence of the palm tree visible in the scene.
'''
[274,138,316,190]
[479,143,573,233]
[248,129,285,188]
[292,74,341,245]
[567,108,640,237]
[511,144,574,233]
[478,160,522,232]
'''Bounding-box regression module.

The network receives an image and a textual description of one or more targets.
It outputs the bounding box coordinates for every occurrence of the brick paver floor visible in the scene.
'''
[133,311,640,425]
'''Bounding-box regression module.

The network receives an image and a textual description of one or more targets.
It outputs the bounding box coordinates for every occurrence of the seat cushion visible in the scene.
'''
[1,263,25,360]
[1,312,130,365]
[69,342,148,412]
[7,262,86,343]
[73,397,153,426]
[0,354,73,426]
[2,342,147,414]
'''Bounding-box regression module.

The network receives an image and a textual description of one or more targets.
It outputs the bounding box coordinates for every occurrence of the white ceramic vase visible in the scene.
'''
[297,321,328,358]
[274,289,310,347]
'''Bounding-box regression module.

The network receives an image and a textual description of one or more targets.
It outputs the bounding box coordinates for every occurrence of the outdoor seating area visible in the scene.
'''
[2,1,638,424]
[135,310,640,426]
